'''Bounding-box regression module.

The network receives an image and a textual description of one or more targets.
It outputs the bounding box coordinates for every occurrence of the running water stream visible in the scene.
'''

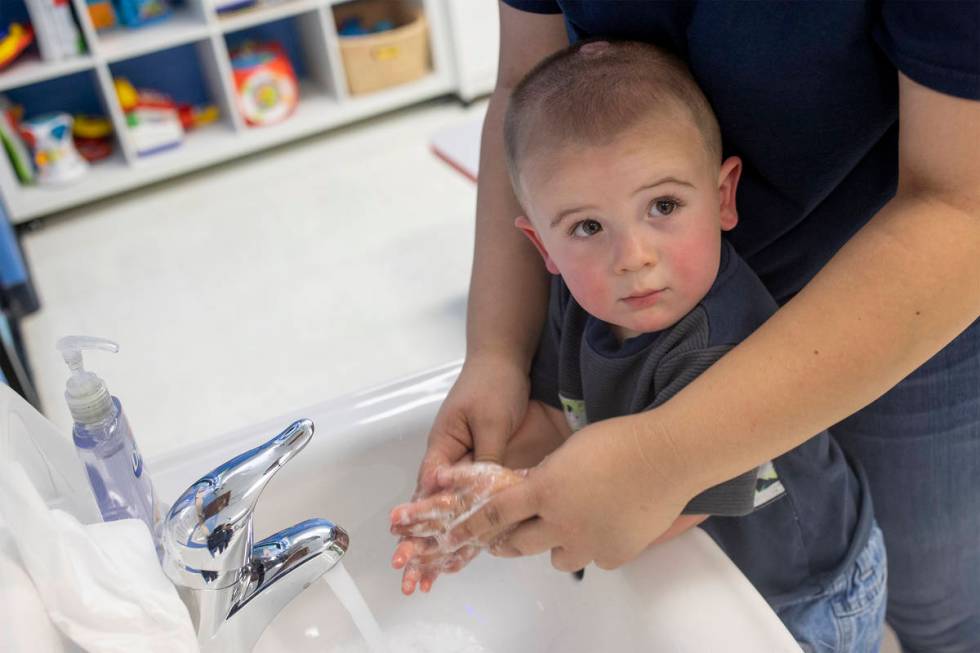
[322,563,492,653]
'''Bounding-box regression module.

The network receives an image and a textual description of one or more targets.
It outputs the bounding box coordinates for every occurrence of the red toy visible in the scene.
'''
[231,42,299,127]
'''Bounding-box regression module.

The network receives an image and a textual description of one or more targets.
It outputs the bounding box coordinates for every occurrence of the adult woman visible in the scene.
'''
[417,3,979,650]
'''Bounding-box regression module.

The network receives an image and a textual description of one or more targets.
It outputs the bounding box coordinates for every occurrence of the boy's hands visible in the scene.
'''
[390,463,528,594]
[416,357,530,495]
[439,414,693,572]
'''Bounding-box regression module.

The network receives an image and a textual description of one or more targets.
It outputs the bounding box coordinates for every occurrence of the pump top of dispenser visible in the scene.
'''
[56,336,119,426]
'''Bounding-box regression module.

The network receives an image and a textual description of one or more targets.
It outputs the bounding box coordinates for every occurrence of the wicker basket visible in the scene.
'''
[334,0,431,96]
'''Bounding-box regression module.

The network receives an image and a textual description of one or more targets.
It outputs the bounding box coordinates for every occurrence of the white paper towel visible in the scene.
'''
[0,462,198,653]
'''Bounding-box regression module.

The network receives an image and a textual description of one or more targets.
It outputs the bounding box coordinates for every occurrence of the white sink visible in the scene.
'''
[150,362,802,653]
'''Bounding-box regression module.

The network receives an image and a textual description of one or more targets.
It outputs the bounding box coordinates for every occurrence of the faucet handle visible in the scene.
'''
[163,419,314,588]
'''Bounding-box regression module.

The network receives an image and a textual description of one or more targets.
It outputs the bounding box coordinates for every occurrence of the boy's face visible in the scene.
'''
[516,117,741,340]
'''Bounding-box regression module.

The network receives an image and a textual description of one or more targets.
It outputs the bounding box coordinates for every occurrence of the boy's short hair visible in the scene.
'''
[504,39,722,195]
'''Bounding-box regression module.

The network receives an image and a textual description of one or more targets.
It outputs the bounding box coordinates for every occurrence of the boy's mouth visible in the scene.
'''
[621,288,666,309]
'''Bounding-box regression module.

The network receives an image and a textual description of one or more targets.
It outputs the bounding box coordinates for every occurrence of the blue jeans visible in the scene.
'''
[776,524,887,653]
[830,319,980,652]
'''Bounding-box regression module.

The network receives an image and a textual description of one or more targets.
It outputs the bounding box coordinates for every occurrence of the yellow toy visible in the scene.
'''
[0,23,33,70]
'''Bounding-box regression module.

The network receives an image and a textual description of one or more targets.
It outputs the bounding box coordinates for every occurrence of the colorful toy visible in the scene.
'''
[73,115,113,162]
[114,77,182,156]
[86,0,117,30]
[24,0,84,61]
[337,16,395,36]
[0,23,34,70]
[231,42,298,127]
[18,112,88,185]
[213,0,258,14]
[113,77,219,156]
[177,104,219,130]
[0,97,34,184]
[114,0,171,28]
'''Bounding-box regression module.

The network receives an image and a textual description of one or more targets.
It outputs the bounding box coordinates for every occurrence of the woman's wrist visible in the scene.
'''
[462,344,533,378]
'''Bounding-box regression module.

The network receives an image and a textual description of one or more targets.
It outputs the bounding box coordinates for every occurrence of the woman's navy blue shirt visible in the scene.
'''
[502,0,980,303]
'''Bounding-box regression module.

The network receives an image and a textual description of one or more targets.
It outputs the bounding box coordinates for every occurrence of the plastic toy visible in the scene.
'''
[113,77,219,156]
[213,0,258,14]
[24,0,83,61]
[73,115,114,162]
[18,113,88,185]
[114,77,183,156]
[230,42,298,127]
[337,16,396,36]
[86,0,117,30]
[114,0,170,28]
[0,23,34,70]
[73,115,112,140]
[177,104,219,130]
[114,77,140,111]
[0,97,34,183]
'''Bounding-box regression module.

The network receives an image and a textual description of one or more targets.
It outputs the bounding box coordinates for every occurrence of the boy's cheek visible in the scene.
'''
[561,268,611,315]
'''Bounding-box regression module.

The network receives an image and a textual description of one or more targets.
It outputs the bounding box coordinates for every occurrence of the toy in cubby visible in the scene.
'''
[23,0,85,61]
[18,113,89,185]
[337,16,395,36]
[0,98,35,184]
[73,115,114,162]
[86,0,117,30]
[230,42,298,127]
[114,0,171,28]
[114,77,219,157]
[0,96,115,184]
[213,0,258,14]
[0,23,34,69]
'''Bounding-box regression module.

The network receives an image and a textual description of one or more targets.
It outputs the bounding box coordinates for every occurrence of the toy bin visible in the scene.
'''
[333,0,430,96]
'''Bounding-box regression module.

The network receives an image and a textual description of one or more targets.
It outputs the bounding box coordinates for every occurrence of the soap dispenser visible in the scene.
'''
[57,336,162,552]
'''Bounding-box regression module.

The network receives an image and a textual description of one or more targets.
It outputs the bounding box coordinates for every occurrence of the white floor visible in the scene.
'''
[20,96,486,461]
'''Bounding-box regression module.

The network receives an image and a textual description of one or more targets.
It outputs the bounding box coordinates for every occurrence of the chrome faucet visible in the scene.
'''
[162,419,349,652]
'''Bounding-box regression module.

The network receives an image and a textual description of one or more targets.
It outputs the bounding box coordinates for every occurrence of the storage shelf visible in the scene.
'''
[5,150,130,219]
[0,0,463,223]
[3,71,454,221]
[0,54,96,93]
[97,10,211,62]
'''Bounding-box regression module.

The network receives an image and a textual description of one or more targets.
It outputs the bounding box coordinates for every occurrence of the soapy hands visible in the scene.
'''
[438,414,693,572]
[390,462,528,594]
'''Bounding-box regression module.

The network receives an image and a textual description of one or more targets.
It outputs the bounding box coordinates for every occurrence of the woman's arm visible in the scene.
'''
[650,72,980,494]
[467,4,567,367]
[415,4,567,486]
[443,72,980,571]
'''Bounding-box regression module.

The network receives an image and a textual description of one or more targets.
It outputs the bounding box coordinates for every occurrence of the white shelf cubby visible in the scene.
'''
[0,0,462,224]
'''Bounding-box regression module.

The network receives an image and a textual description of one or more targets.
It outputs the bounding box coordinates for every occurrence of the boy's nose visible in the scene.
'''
[614,231,656,274]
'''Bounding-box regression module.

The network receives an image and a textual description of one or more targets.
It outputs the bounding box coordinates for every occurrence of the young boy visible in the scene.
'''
[392,40,886,652]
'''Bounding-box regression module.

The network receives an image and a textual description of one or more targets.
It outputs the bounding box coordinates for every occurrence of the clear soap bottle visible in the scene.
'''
[57,336,163,554]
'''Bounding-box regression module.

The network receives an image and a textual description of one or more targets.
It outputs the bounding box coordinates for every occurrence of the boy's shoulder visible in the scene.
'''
[699,240,779,347]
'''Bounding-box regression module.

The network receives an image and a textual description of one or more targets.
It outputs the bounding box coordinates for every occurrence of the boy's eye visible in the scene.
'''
[649,198,679,217]
[572,219,602,237]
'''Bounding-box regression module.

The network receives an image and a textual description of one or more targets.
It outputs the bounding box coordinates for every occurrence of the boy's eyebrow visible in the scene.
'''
[550,205,600,228]
[632,176,695,196]
[549,176,694,228]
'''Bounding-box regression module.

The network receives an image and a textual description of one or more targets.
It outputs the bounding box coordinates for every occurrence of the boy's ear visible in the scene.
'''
[718,156,742,231]
[515,216,560,274]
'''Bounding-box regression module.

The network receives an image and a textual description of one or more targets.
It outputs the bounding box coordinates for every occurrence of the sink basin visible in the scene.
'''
[150,362,802,653]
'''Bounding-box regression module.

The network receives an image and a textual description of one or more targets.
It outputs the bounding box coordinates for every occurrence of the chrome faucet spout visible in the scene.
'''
[162,420,348,652]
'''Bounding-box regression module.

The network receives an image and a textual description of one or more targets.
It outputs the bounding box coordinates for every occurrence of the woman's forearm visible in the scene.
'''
[466,88,550,371]
[644,191,980,497]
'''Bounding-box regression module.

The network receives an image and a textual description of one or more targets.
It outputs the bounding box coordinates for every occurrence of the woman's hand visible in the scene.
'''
[415,356,531,494]
[440,413,694,572]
